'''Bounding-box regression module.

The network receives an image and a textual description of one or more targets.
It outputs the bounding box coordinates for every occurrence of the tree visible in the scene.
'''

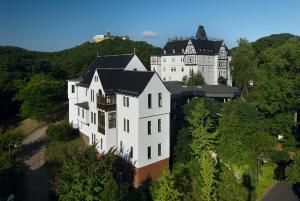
[14,74,66,121]
[54,146,121,201]
[185,99,218,201]
[231,38,257,94]
[183,71,206,86]
[0,128,24,200]
[285,156,300,184]
[217,101,275,167]
[150,169,182,201]
[216,165,248,201]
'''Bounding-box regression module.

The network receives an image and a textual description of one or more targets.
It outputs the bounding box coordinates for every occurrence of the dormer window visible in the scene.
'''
[182,49,184,53]
[163,49,166,54]
[172,49,175,54]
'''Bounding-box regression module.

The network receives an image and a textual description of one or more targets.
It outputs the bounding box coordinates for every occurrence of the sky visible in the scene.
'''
[1,0,300,52]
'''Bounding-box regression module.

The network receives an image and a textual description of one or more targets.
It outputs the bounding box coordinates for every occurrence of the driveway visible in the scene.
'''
[18,126,49,201]
[261,181,299,201]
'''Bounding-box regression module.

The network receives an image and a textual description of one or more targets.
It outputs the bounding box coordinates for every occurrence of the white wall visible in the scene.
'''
[137,73,170,168]
[116,94,139,166]
[125,55,147,71]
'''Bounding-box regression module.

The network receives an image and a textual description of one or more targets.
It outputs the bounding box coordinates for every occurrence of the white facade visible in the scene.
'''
[151,27,232,86]
[67,54,170,171]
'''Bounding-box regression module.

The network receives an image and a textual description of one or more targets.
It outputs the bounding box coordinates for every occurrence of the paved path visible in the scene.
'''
[18,126,49,201]
[261,181,299,201]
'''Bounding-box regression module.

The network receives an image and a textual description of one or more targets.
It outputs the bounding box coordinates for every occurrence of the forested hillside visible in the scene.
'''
[0,38,161,121]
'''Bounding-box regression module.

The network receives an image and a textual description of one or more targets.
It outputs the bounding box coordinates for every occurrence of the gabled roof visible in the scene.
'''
[96,69,155,96]
[80,54,134,86]
[163,39,225,55]
[163,40,188,55]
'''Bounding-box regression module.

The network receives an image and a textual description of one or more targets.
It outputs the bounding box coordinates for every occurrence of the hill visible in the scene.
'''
[0,38,161,120]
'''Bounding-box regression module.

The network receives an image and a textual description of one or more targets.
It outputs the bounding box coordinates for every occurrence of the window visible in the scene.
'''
[123,118,126,131]
[158,93,162,107]
[148,94,152,108]
[130,146,133,159]
[158,119,161,132]
[181,67,184,72]
[148,146,152,159]
[78,107,80,116]
[108,112,116,128]
[120,141,123,153]
[92,133,96,144]
[98,111,105,128]
[91,112,93,123]
[158,143,162,156]
[100,138,103,149]
[126,97,129,107]
[90,90,94,102]
[71,85,75,93]
[123,96,129,107]
[148,121,151,135]
[82,109,84,118]
[127,119,129,133]
[94,113,96,124]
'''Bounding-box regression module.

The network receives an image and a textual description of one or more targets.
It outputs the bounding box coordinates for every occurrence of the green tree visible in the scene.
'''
[183,71,206,86]
[15,74,66,121]
[231,38,257,94]
[54,146,121,201]
[217,101,275,167]
[150,169,182,201]
[216,165,248,201]
[185,99,217,201]
[0,128,24,200]
[286,156,300,184]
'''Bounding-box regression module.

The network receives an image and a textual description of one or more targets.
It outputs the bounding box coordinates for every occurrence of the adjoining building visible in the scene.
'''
[67,54,170,187]
[151,26,232,86]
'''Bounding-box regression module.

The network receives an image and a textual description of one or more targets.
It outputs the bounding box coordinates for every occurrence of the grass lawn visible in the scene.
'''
[256,163,277,201]
[16,118,46,136]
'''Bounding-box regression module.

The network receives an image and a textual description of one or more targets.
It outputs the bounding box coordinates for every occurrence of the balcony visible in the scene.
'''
[97,95,116,111]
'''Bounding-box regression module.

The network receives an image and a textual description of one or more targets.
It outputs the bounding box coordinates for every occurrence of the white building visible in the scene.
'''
[67,54,170,187]
[151,26,232,86]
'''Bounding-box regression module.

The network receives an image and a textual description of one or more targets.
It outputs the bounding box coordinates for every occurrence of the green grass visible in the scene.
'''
[256,163,277,201]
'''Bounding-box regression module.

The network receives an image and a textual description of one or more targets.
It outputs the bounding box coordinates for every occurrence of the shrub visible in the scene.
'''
[46,120,79,142]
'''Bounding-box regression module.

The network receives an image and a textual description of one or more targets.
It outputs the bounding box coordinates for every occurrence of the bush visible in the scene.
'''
[46,120,79,142]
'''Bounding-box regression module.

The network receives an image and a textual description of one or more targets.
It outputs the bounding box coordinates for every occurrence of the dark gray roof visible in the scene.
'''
[165,81,241,98]
[163,39,227,56]
[81,54,134,86]
[75,101,89,110]
[96,69,155,96]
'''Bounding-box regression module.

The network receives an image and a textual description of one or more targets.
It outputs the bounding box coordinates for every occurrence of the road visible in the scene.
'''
[18,126,49,201]
[261,181,299,201]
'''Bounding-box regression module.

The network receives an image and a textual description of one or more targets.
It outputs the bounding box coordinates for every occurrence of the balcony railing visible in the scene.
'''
[97,95,116,111]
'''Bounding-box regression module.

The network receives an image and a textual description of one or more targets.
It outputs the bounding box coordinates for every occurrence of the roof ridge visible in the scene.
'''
[99,53,134,57]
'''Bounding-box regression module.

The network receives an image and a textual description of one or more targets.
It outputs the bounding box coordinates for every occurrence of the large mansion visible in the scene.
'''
[68,54,170,187]
[151,26,232,86]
